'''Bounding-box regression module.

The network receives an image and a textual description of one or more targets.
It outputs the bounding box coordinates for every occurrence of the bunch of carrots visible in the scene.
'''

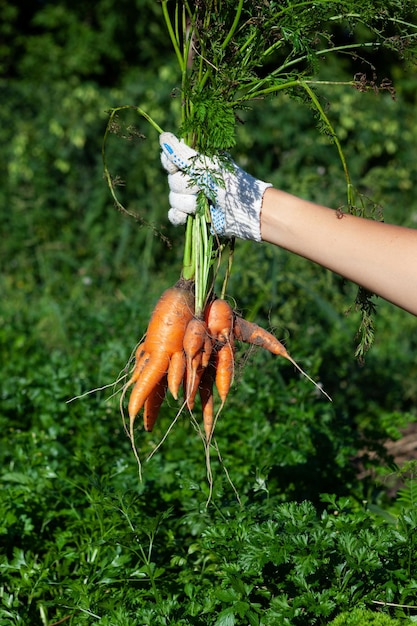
[121,276,330,452]
[111,147,330,482]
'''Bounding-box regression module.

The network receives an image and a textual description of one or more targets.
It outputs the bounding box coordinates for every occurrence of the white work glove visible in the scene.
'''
[159,132,272,242]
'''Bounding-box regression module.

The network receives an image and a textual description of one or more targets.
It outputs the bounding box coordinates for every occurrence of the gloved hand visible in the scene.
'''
[159,132,272,242]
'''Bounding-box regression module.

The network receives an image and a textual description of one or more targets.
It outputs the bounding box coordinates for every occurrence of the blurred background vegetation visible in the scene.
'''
[1,1,417,623]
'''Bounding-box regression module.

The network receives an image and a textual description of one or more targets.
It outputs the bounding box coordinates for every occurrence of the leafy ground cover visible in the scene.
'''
[2,1,417,624]
[2,217,417,625]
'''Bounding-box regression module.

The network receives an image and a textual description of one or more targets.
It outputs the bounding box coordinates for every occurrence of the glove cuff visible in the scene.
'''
[223,175,272,242]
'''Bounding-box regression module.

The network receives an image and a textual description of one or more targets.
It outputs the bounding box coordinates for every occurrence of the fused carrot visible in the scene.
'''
[126,281,195,435]
[143,283,195,355]
[128,353,170,424]
[126,347,150,387]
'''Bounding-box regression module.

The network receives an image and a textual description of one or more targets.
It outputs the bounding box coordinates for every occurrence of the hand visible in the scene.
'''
[159,132,272,242]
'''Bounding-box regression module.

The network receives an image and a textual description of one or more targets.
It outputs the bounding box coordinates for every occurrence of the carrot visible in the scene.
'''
[214,339,235,403]
[234,315,331,401]
[142,282,194,354]
[205,298,234,344]
[233,315,288,355]
[143,374,168,432]
[185,360,205,410]
[167,350,186,400]
[201,331,214,368]
[199,361,216,440]
[183,317,207,362]
[135,342,147,362]
[126,281,195,435]
[183,317,208,398]
[128,353,170,423]
[119,347,150,431]
[126,347,150,387]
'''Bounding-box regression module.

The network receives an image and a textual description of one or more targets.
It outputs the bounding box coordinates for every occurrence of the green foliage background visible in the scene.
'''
[1,1,417,624]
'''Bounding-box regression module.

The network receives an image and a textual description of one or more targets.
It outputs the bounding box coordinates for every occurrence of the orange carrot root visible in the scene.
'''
[185,360,205,410]
[126,280,195,437]
[215,339,235,403]
[167,350,186,400]
[233,315,288,356]
[202,332,214,368]
[183,317,208,398]
[205,298,234,344]
[234,314,331,401]
[143,374,168,432]
[127,347,150,387]
[183,317,208,361]
[199,362,216,440]
[128,354,170,426]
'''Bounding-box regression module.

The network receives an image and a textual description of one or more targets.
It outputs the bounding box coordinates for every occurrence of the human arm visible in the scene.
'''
[160,132,417,316]
[261,188,417,316]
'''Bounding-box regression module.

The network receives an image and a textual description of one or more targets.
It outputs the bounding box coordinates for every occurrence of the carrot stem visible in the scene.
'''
[193,197,214,317]
[182,216,195,280]
[220,239,235,300]
[102,106,164,215]
[300,81,353,207]
[161,0,186,73]
[221,0,244,50]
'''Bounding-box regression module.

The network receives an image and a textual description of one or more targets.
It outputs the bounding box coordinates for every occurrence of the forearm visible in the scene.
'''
[261,188,417,315]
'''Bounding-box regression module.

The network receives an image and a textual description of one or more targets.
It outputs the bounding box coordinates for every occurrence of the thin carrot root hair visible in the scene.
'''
[129,431,143,482]
[210,438,242,508]
[66,333,147,405]
[185,406,217,505]
[118,372,144,481]
[118,380,143,480]
[201,430,242,507]
[284,354,332,401]
[146,400,188,462]
[66,371,128,404]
